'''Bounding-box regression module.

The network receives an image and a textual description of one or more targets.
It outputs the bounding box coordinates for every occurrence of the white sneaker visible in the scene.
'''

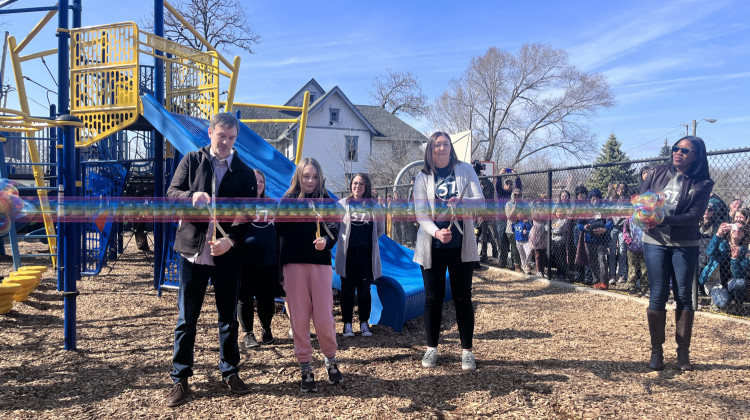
[609,278,617,285]
[422,348,438,368]
[342,323,354,337]
[462,351,477,371]
[360,322,372,337]
[617,276,627,284]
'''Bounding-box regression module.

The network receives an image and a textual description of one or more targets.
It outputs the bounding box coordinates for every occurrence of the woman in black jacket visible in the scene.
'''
[640,136,714,372]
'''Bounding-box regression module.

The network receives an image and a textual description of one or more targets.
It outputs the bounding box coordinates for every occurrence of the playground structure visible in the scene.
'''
[0,0,430,349]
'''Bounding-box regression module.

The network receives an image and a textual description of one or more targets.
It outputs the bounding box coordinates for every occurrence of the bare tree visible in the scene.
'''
[370,69,428,117]
[428,44,615,168]
[367,139,424,189]
[150,0,261,54]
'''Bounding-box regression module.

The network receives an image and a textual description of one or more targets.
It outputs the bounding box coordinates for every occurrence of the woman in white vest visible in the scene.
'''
[413,132,483,371]
[334,173,385,337]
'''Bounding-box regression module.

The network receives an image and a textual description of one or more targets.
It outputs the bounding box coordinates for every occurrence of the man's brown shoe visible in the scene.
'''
[166,378,189,407]
[223,374,251,394]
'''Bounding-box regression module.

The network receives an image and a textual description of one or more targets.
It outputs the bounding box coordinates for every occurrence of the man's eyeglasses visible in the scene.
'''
[672,146,695,154]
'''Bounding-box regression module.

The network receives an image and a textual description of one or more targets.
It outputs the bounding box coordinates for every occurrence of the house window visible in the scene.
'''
[345,135,358,162]
[329,108,339,124]
[309,93,316,103]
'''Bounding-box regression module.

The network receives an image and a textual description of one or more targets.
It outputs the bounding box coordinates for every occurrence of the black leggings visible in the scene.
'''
[421,247,474,349]
[340,247,373,324]
[238,265,279,333]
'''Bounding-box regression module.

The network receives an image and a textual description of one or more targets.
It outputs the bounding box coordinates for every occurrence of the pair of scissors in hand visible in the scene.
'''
[310,201,335,240]
[449,184,469,235]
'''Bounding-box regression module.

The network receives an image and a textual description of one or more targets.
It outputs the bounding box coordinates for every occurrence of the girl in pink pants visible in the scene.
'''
[276,157,342,392]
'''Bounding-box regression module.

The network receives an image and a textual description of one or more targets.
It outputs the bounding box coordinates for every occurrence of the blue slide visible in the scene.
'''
[140,94,433,332]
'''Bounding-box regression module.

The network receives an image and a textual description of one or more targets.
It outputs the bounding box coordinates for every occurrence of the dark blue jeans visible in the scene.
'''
[171,258,241,383]
[643,243,698,311]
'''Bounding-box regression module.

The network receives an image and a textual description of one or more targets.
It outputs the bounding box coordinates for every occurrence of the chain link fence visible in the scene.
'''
[373,148,750,319]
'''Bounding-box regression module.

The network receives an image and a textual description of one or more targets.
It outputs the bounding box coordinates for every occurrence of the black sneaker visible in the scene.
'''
[261,328,274,345]
[326,363,343,385]
[300,370,317,392]
[223,374,251,394]
[243,333,260,349]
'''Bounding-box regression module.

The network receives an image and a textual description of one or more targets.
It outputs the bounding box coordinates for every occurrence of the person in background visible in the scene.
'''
[496,169,522,269]
[699,220,749,310]
[641,136,714,372]
[623,217,648,296]
[607,182,630,286]
[528,197,548,277]
[276,157,342,392]
[413,132,483,372]
[238,169,280,349]
[733,207,750,224]
[165,113,257,407]
[335,173,385,338]
[698,197,729,292]
[572,185,590,283]
[551,205,572,280]
[728,198,743,222]
[578,188,613,289]
[473,160,499,264]
[505,188,526,272]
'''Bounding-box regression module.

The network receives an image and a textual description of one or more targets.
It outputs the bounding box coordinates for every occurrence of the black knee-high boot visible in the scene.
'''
[646,309,666,370]
[675,310,695,371]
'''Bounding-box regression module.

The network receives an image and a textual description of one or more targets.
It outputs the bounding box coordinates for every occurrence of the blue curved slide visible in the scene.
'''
[140,94,441,332]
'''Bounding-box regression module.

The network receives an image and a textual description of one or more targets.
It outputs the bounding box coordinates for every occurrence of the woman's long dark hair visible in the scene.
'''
[346,173,373,200]
[422,131,458,174]
[672,136,711,180]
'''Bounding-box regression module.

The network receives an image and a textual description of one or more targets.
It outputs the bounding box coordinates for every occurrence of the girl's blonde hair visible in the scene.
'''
[285,157,327,198]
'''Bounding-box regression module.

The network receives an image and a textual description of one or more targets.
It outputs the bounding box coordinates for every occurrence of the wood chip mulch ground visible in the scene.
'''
[1,236,750,419]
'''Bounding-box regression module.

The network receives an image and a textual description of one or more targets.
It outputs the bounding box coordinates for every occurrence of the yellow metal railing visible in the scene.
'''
[231,91,311,164]
[69,22,141,147]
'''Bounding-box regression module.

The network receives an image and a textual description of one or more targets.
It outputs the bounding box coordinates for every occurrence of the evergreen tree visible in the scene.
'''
[657,139,672,158]
[589,133,638,195]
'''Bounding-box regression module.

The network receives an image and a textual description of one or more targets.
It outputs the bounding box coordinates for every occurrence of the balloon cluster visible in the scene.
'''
[630,190,665,230]
[0,179,30,235]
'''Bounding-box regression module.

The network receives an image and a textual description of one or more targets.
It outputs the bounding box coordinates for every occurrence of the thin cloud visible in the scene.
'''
[569,0,730,70]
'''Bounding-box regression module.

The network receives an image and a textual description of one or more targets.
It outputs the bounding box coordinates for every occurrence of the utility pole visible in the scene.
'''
[0,31,8,107]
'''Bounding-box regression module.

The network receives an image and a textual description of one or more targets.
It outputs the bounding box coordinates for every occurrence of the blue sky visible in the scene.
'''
[1,0,748,161]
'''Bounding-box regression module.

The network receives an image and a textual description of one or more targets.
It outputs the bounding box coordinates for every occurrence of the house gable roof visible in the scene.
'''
[281,86,377,137]
[285,78,326,107]
[355,105,428,143]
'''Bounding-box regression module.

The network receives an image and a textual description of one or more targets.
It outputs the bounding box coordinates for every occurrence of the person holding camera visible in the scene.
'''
[699,221,749,309]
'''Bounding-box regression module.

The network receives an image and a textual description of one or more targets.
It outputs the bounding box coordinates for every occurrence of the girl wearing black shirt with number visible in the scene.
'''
[334,173,385,337]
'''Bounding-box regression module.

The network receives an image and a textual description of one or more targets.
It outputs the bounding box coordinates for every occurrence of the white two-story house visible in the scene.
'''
[237,78,427,195]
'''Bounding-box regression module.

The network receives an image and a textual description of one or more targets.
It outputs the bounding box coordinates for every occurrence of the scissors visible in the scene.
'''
[310,201,335,240]
[207,202,228,241]
[449,184,469,235]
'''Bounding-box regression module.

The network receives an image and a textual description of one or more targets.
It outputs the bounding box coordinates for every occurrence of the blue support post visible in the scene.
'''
[153,0,165,291]
[58,0,78,351]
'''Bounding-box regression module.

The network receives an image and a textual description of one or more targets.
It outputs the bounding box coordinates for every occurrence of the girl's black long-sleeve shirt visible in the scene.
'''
[276,193,339,266]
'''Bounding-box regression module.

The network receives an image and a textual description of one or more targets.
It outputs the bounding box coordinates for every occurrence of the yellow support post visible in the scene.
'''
[295,91,310,165]
[15,8,57,53]
[7,36,30,115]
[224,55,241,113]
